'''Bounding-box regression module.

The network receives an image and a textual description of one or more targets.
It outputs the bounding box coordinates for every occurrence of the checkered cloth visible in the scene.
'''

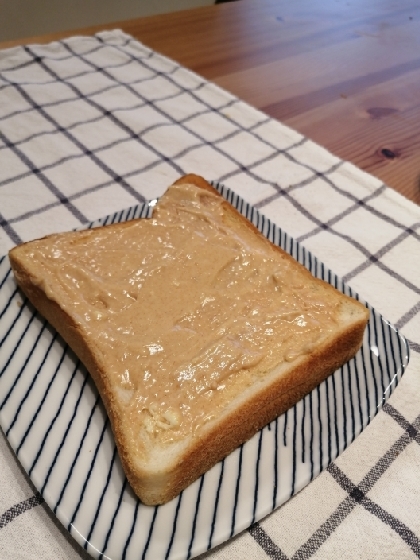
[0,30,419,560]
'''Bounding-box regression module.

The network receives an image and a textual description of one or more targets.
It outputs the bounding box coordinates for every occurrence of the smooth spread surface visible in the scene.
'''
[21,184,344,446]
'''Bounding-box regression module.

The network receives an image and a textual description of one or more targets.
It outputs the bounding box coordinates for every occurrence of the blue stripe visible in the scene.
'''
[325,375,332,466]
[0,286,18,321]
[6,332,58,436]
[165,493,183,560]
[67,417,110,530]
[353,335,364,438]
[122,500,140,560]
[208,460,225,550]
[331,375,340,459]
[309,391,315,481]
[84,446,118,548]
[340,363,348,451]
[252,430,263,523]
[101,479,128,559]
[40,371,90,494]
[396,328,409,387]
[16,346,67,453]
[362,318,374,425]
[348,359,357,444]
[291,404,298,496]
[230,445,244,538]
[272,419,279,510]
[1,318,47,410]
[301,395,307,464]
[380,317,393,397]
[0,263,11,290]
[374,311,386,406]
[28,361,81,476]
[53,393,101,513]
[187,474,205,559]
[0,297,32,358]
[317,385,323,472]
[141,507,158,560]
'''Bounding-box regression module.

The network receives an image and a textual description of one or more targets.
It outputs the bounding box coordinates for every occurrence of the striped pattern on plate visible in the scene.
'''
[0,183,410,560]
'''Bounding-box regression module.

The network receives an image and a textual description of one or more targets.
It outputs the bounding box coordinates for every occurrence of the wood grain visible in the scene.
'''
[1,0,419,204]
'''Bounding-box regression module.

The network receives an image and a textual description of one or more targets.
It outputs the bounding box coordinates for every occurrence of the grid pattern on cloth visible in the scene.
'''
[0,30,419,560]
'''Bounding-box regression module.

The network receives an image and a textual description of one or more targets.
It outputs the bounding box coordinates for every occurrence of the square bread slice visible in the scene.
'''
[8,174,369,505]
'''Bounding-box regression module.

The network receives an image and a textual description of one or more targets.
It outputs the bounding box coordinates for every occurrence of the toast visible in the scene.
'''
[8,174,369,505]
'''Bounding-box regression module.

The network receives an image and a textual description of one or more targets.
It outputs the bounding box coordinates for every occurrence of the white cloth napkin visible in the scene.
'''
[0,30,419,560]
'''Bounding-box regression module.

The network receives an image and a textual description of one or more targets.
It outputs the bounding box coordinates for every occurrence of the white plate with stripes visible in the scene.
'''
[0,183,410,560]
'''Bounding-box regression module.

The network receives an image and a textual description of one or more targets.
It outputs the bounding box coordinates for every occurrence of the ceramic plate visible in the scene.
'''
[0,182,410,560]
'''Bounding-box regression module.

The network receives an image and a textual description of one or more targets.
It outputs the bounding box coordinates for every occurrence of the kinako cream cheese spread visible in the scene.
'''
[23,183,343,446]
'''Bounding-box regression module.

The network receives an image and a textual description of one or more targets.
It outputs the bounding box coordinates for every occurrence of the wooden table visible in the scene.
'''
[2,0,420,204]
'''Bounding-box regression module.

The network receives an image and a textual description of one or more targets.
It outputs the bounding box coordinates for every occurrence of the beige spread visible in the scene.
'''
[24,183,343,447]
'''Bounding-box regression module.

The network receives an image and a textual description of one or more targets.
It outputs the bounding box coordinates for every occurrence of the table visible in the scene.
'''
[0,2,419,560]
[1,0,420,205]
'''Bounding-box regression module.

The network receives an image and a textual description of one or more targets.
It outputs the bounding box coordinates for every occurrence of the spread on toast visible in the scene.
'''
[9,175,369,504]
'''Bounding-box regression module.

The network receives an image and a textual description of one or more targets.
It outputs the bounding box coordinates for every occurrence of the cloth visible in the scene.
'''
[0,30,419,560]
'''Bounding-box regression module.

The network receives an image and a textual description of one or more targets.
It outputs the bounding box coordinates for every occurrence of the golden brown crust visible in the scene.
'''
[8,174,369,505]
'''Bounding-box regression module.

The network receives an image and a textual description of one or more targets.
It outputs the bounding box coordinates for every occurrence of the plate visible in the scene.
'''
[0,182,410,560]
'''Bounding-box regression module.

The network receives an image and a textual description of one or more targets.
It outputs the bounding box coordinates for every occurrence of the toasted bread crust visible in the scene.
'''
[9,174,369,505]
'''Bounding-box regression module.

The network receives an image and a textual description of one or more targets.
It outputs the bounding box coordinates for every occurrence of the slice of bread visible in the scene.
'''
[8,174,369,505]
